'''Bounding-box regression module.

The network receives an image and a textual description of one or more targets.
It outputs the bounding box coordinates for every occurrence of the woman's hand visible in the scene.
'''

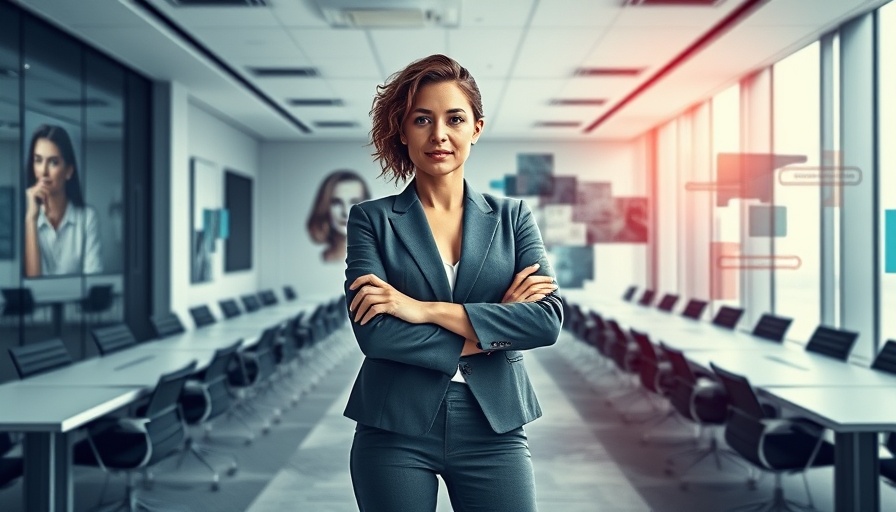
[501,263,557,304]
[25,183,47,221]
[349,274,429,325]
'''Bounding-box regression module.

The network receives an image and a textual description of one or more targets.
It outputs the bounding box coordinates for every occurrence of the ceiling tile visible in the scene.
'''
[147,0,283,28]
[192,27,304,61]
[461,0,536,27]
[369,29,449,76]
[447,29,524,79]
[582,27,699,69]
[512,28,608,78]
[530,0,619,28]
[612,1,742,28]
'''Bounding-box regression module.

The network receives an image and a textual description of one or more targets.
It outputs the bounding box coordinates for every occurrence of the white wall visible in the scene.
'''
[258,139,645,301]
[166,85,261,322]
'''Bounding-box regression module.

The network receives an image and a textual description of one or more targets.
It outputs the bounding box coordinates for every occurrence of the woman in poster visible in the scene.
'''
[343,54,563,512]
[23,124,102,277]
[307,169,371,263]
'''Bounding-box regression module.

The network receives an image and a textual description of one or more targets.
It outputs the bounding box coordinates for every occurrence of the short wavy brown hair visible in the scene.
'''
[369,54,484,184]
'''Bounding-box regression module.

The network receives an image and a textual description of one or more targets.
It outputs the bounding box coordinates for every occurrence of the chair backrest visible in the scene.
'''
[91,323,139,356]
[9,338,72,379]
[241,294,261,312]
[202,340,242,385]
[283,285,297,301]
[83,285,114,311]
[805,325,859,361]
[1,288,34,315]
[189,305,216,328]
[622,285,637,302]
[259,289,278,306]
[712,306,744,329]
[218,299,242,319]
[750,313,793,343]
[151,312,186,339]
[656,294,679,312]
[143,361,197,466]
[657,342,696,386]
[710,363,766,419]
[637,289,656,306]
[681,299,708,320]
[871,340,896,374]
[630,328,657,364]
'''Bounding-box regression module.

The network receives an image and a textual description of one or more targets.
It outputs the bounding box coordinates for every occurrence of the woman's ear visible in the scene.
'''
[471,118,484,146]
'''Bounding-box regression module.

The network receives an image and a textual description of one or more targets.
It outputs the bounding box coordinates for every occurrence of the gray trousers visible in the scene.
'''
[350,382,538,512]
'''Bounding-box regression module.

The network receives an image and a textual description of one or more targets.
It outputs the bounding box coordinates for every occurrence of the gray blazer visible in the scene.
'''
[343,180,563,436]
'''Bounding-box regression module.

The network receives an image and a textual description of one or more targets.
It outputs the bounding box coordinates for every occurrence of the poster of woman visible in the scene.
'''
[306,169,371,263]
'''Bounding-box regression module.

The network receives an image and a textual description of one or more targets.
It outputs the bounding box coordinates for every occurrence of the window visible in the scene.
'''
[880,1,896,345]
[710,84,741,313]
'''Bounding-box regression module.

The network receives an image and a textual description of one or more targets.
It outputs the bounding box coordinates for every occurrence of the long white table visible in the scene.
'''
[0,298,325,512]
[568,293,896,512]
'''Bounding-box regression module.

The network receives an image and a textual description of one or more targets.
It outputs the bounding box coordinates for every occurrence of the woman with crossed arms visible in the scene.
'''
[343,54,563,512]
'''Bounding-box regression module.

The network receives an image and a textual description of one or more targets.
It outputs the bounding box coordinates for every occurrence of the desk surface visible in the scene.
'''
[0,384,140,432]
[765,387,896,432]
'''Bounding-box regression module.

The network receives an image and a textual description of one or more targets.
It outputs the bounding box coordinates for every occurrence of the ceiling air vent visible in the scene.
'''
[533,121,582,128]
[248,67,319,78]
[623,0,725,6]
[42,98,108,107]
[165,0,267,7]
[314,0,460,28]
[314,121,359,128]
[575,67,643,77]
[287,98,344,107]
[549,99,607,106]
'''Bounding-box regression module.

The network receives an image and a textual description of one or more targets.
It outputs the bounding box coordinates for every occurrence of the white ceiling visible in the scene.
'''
[12,0,891,142]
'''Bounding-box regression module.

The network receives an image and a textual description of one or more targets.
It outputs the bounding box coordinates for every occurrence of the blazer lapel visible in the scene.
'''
[389,182,453,302]
[453,182,499,304]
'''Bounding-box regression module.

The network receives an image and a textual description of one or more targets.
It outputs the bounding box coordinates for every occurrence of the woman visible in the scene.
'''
[344,54,563,512]
[24,124,102,277]
[307,169,371,262]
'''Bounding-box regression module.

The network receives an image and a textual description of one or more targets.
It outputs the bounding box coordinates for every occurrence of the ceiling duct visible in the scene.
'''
[314,0,460,28]
[623,0,726,5]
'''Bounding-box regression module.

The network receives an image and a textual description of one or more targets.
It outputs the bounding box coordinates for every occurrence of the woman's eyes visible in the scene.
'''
[412,116,466,125]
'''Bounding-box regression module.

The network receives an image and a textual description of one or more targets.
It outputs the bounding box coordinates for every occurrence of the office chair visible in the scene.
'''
[259,289,278,306]
[637,289,656,307]
[622,285,638,302]
[92,324,140,356]
[751,313,793,343]
[0,433,23,490]
[241,294,261,312]
[804,325,859,361]
[80,284,115,323]
[8,338,73,379]
[657,342,744,487]
[179,340,242,487]
[656,294,680,312]
[1,287,37,324]
[712,306,744,330]
[622,329,675,423]
[282,285,297,301]
[218,299,242,319]
[681,299,708,320]
[150,312,186,339]
[73,361,197,512]
[710,363,835,511]
[189,305,216,329]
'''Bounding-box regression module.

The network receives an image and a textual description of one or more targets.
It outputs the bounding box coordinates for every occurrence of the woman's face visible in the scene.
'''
[401,81,483,179]
[32,138,72,196]
[329,179,366,236]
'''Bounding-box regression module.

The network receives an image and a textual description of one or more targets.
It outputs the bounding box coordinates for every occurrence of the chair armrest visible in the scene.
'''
[116,417,151,434]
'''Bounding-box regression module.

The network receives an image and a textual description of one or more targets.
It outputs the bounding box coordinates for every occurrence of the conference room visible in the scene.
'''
[1,0,895,511]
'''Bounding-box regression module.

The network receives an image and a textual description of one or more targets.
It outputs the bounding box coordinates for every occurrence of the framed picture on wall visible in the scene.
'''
[224,170,252,272]
[190,157,222,284]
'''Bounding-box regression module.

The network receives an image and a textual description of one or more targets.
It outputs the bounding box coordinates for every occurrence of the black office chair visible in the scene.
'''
[681,299,708,320]
[74,361,197,512]
[712,306,744,329]
[637,289,656,307]
[656,294,680,312]
[218,299,242,319]
[871,341,896,487]
[751,313,793,343]
[241,294,261,312]
[1,287,37,324]
[710,363,834,511]
[0,433,23,490]
[8,338,73,379]
[804,325,858,361]
[622,285,638,302]
[189,305,217,329]
[657,342,743,486]
[179,341,242,487]
[92,324,140,356]
[259,289,278,306]
[623,329,674,423]
[80,284,115,323]
[282,286,297,301]
[150,312,186,339]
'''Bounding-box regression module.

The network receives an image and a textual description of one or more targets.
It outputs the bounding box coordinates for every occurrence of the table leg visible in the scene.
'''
[834,431,878,512]
[23,431,73,512]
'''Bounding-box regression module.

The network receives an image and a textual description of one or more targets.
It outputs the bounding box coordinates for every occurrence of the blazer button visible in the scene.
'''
[461,363,472,375]
[490,342,499,347]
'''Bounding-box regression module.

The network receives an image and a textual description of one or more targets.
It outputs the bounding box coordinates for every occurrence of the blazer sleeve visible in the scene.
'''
[463,200,563,352]
[344,204,465,376]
